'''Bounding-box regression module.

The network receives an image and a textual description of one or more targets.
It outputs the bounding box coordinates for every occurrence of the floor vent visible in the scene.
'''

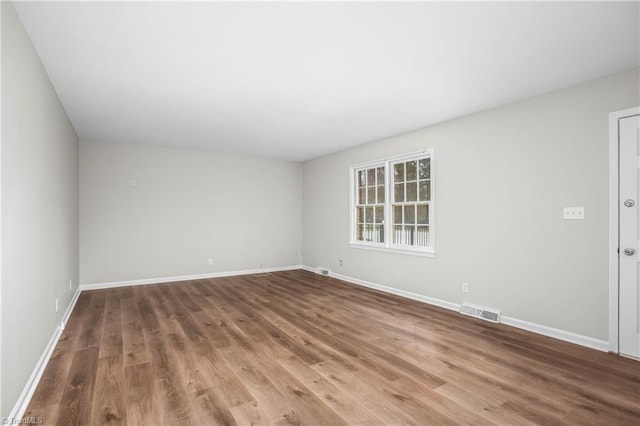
[459,303,501,323]
[316,267,331,276]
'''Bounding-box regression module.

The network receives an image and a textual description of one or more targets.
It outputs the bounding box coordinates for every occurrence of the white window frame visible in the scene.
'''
[350,150,434,256]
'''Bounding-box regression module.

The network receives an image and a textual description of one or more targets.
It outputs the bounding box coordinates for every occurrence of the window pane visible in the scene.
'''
[356,224,364,241]
[377,185,385,203]
[362,224,382,242]
[406,226,415,245]
[367,168,375,185]
[416,226,429,247]
[375,224,385,243]
[358,188,366,204]
[359,170,367,187]
[419,158,430,179]
[406,160,417,181]
[375,206,384,223]
[404,205,415,224]
[417,204,428,224]
[357,206,364,223]
[367,187,375,204]
[393,205,403,224]
[394,183,404,202]
[394,163,405,182]
[393,224,403,244]
[419,180,430,201]
[395,225,414,245]
[363,224,373,241]
[376,167,384,185]
[365,206,373,223]
[406,181,417,202]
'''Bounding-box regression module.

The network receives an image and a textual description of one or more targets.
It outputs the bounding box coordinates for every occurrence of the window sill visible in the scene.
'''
[349,243,435,257]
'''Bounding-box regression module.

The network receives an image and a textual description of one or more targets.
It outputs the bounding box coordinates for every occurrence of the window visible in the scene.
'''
[351,151,433,255]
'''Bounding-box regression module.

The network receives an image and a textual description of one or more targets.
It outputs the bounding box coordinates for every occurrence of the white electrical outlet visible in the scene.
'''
[563,207,584,220]
[339,258,343,267]
[462,282,469,293]
[55,298,59,313]
[208,257,213,265]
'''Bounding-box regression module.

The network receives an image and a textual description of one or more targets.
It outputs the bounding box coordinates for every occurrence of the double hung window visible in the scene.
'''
[351,151,433,255]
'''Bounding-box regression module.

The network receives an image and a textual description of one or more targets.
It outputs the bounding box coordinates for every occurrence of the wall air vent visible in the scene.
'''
[316,267,331,276]
[459,303,501,323]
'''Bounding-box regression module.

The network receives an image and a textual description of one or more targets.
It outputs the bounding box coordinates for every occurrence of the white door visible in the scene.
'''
[619,113,640,358]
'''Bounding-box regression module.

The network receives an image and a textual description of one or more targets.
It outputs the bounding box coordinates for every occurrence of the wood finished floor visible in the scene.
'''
[25,270,640,425]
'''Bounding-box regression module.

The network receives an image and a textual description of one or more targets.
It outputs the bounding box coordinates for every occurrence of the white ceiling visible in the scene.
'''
[13,1,640,161]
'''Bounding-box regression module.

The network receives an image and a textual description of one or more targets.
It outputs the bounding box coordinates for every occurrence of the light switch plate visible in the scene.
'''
[563,207,584,220]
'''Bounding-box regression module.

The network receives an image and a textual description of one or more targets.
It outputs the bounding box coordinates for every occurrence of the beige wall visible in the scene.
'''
[1,2,79,416]
[303,68,640,341]
[80,142,302,284]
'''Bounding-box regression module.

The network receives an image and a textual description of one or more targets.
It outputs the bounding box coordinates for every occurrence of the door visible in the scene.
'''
[619,113,640,358]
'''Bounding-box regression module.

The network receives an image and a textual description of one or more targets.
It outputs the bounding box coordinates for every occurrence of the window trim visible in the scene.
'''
[349,149,434,256]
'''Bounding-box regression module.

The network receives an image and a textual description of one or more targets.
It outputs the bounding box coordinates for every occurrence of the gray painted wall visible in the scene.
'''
[1,2,79,416]
[302,68,640,341]
[79,142,302,284]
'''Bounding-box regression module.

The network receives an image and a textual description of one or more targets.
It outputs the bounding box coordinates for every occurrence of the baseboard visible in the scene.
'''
[300,265,316,274]
[329,271,460,312]
[314,267,609,353]
[59,287,81,330]
[80,264,304,291]
[8,287,81,422]
[500,316,609,352]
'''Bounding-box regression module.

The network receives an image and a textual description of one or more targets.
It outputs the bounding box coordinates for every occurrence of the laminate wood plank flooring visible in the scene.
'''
[24,270,640,425]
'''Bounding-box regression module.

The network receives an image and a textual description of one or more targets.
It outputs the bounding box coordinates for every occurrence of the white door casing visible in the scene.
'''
[618,113,640,358]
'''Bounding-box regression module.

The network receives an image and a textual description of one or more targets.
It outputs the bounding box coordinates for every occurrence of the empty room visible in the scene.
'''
[1,0,639,424]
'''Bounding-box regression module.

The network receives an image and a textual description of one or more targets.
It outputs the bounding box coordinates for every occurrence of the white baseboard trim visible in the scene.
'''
[8,287,82,422]
[500,316,610,352]
[301,265,316,274]
[315,268,610,353]
[329,270,460,312]
[80,264,304,291]
[59,287,81,331]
